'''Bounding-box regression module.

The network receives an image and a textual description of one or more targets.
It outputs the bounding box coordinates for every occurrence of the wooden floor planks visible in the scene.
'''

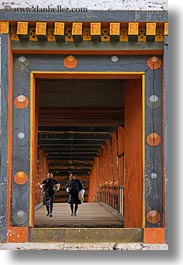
[34,203,124,228]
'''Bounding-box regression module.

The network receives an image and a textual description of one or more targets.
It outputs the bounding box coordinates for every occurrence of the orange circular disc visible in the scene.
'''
[63,55,78,69]
[147,56,161,70]
[14,95,29,109]
[147,133,161,146]
[146,210,160,224]
[14,171,28,185]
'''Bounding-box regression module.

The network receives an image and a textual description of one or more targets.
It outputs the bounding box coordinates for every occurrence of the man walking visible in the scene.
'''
[40,172,60,217]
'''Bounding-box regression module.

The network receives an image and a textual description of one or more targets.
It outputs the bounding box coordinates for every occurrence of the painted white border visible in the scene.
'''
[0,0,168,10]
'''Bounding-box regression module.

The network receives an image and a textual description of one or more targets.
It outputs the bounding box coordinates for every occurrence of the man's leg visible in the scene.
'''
[49,204,53,217]
[74,204,78,216]
[46,205,49,216]
[70,204,74,215]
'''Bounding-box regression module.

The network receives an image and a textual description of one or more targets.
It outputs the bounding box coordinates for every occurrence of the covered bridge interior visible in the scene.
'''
[34,76,142,229]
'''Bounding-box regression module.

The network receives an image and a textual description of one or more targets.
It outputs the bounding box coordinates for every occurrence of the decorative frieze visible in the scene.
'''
[0,21,168,42]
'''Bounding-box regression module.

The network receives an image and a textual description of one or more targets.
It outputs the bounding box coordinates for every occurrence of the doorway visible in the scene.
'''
[30,72,144,229]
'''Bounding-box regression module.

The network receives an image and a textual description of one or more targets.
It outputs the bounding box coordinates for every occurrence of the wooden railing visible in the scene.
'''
[94,185,124,215]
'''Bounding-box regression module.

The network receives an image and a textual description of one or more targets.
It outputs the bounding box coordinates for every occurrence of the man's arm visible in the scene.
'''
[40,179,46,189]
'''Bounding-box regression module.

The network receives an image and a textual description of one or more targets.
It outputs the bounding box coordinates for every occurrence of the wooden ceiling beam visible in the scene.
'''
[51,172,90,177]
[38,133,112,140]
[52,169,91,174]
[39,107,124,114]
[39,120,123,126]
[45,151,100,155]
[46,155,97,159]
[49,166,91,170]
[38,126,118,132]
[38,130,116,135]
[38,140,107,145]
[48,161,93,167]
[39,146,101,151]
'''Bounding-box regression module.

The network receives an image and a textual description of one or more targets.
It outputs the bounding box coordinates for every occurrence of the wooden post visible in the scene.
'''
[118,126,124,186]
[124,79,143,228]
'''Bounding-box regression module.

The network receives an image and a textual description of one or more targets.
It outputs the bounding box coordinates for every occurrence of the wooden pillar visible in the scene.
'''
[88,159,95,202]
[38,150,44,182]
[124,79,143,228]
[104,144,108,186]
[35,149,45,206]
[118,126,124,186]
[101,146,104,186]
[96,157,100,200]
[30,73,38,227]
[111,132,118,184]
[106,140,111,185]
[45,158,49,175]
[88,157,100,202]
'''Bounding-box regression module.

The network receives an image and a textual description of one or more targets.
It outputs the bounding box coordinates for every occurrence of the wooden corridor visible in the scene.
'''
[34,203,124,228]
